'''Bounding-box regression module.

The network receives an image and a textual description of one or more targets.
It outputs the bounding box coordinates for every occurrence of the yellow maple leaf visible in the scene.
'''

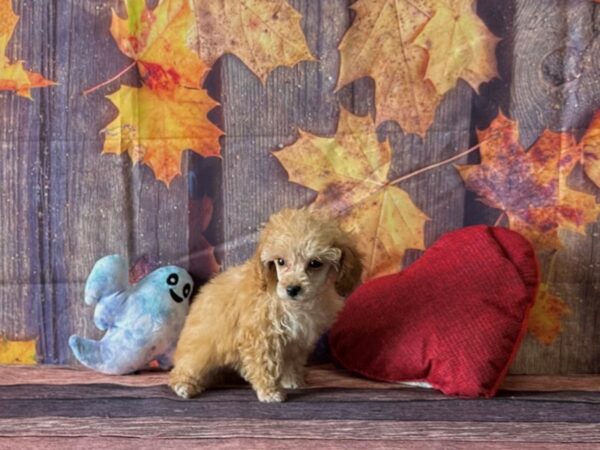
[414,0,500,95]
[458,113,600,250]
[337,0,440,137]
[527,284,570,346]
[102,84,222,185]
[111,0,207,89]
[191,0,315,83]
[581,110,600,189]
[275,109,428,279]
[0,338,36,364]
[0,0,54,98]
[337,0,498,136]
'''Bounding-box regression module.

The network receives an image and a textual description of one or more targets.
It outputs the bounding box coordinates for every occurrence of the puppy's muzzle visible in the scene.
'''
[286,285,302,298]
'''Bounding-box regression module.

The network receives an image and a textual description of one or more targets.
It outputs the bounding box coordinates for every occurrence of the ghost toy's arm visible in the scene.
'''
[84,255,130,306]
[93,292,128,331]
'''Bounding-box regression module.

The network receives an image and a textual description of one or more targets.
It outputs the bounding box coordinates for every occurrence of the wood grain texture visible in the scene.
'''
[0,366,598,445]
[0,0,51,353]
[7,383,598,405]
[4,439,600,450]
[1,418,599,443]
[1,0,600,374]
[505,0,600,375]
[0,0,192,364]
[4,389,600,423]
[216,0,349,266]
[358,84,474,268]
[1,364,599,393]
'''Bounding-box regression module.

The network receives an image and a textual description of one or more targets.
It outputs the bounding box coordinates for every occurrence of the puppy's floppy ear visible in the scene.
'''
[334,234,363,297]
[253,226,278,292]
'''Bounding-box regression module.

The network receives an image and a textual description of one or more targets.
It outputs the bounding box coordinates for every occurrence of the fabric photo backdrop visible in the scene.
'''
[1,0,599,373]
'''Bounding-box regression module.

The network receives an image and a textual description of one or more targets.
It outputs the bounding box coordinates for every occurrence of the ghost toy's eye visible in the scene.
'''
[167,274,179,286]
[183,283,191,297]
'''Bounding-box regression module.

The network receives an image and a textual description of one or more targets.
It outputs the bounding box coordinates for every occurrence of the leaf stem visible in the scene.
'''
[387,139,486,186]
[83,62,137,96]
[494,212,506,227]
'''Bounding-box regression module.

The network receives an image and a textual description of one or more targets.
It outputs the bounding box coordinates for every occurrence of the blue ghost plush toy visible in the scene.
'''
[69,255,193,375]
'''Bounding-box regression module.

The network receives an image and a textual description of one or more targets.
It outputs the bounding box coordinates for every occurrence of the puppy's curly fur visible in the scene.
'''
[169,208,362,402]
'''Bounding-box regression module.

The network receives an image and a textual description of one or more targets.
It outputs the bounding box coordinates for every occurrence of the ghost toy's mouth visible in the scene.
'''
[169,289,184,303]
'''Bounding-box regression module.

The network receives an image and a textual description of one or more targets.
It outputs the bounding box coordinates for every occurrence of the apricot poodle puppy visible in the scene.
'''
[169,208,363,402]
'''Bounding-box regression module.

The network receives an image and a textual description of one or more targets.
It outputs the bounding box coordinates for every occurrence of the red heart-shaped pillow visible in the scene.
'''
[330,226,539,397]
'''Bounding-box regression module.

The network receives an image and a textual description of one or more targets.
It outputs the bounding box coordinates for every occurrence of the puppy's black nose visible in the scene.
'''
[286,285,302,298]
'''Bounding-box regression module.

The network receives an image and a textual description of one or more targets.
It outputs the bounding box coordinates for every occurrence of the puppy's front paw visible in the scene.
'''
[257,389,286,403]
[169,379,203,399]
[169,372,203,398]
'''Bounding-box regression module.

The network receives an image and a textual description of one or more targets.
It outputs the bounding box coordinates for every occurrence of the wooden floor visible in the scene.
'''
[0,365,599,449]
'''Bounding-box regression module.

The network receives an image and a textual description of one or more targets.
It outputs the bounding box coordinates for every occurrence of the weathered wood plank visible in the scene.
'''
[2,438,599,450]
[216,0,349,267]
[2,382,600,405]
[504,0,600,374]
[2,365,600,393]
[0,0,194,364]
[1,0,599,375]
[376,85,474,268]
[0,418,599,443]
[2,390,599,422]
[0,0,52,352]
[501,374,600,392]
[60,0,194,364]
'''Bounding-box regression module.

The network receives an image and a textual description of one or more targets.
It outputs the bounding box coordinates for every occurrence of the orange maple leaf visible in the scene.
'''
[337,0,498,136]
[581,110,600,189]
[191,0,315,83]
[275,109,428,279]
[99,0,222,186]
[337,0,439,137]
[110,0,207,89]
[527,284,570,346]
[457,113,600,250]
[0,0,54,98]
[102,84,222,186]
[0,338,36,364]
[414,0,500,95]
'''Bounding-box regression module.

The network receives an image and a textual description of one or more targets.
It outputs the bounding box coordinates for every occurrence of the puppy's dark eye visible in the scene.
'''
[276,258,285,266]
[167,274,179,286]
[183,283,191,297]
[308,259,323,269]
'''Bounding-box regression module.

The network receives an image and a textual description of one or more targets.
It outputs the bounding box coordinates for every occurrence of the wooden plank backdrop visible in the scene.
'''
[1,0,191,363]
[474,0,600,374]
[0,0,599,373]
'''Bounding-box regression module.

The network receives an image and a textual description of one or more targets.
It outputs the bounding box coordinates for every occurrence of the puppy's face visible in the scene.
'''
[271,245,341,303]
[257,208,363,303]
